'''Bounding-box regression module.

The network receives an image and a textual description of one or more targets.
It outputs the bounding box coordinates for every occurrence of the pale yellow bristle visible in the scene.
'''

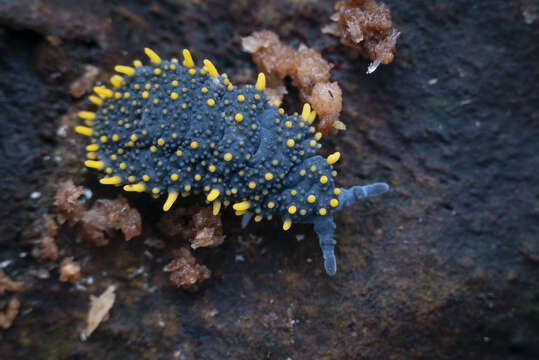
[206,188,220,202]
[327,152,341,165]
[94,87,113,98]
[79,111,96,121]
[100,176,122,185]
[232,201,250,211]
[84,160,104,170]
[283,219,292,231]
[212,200,221,216]
[89,95,103,106]
[301,103,311,121]
[75,126,93,136]
[123,183,146,192]
[110,75,124,88]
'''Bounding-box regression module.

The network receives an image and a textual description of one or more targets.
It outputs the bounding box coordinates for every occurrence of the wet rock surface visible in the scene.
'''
[0,0,538,359]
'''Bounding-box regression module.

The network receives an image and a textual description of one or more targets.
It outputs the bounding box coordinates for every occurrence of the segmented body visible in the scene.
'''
[76,48,389,275]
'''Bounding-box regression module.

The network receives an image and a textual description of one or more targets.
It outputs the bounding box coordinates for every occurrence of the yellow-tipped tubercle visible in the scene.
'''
[301,103,311,121]
[232,201,250,211]
[213,200,221,215]
[94,87,113,98]
[85,160,104,170]
[206,189,220,202]
[203,59,218,77]
[100,176,122,185]
[144,48,161,64]
[283,219,292,231]
[163,192,179,211]
[114,65,135,76]
[75,126,93,136]
[110,75,124,88]
[255,72,266,91]
[182,49,194,67]
[123,183,146,192]
[327,152,341,165]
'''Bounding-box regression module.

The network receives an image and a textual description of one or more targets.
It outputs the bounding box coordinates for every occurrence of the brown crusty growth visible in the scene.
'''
[163,248,211,291]
[323,0,400,73]
[242,30,344,136]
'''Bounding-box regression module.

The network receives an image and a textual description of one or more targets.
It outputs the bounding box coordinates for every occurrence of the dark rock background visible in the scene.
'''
[0,0,538,359]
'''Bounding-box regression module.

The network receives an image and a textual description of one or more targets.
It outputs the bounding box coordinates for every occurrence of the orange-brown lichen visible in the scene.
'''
[59,257,81,283]
[55,181,142,246]
[158,207,224,249]
[81,285,116,340]
[30,214,59,261]
[242,30,344,136]
[0,297,20,330]
[69,64,100,98]
[163,248,211,291]
[323,0,400,73]
[55,180,85,224]
[80,197,142,246]
[0,270,22,296]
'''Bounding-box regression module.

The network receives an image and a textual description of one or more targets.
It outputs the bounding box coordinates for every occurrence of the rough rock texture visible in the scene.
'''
[0,0,537,359]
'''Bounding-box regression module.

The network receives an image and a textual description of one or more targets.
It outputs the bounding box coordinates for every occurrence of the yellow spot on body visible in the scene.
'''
[142,174,150,182]
[237,95,245,102]
[189,68,196,76]
[315,132,322,140]
[248,182,256,189]
[235,113,243,122]
[115,65,135,76]
[334,188,341,195]
[283,219,292,231]
[142,91,150,99]
[182,49,194,67]
[207,98,215,106]
[154,68,161,75]
[144,47,161,64]
[133,60,142,67]
[170,173,179,181]
[320,176,328,184]
[319,208,327,216]
[265,173,273,181]
[194,174,201,181]
[330,199,339,207]
[124,183,145,192]
[110,154,117,161]
[254,215,262,222]
[203,59,219,77]
[233,201,250,211]
[119,162,127,170]
[255,72,266,90]
[112,134,119,142]
[327,152,341,165]
[86,152,96,159]
[172,80,179,87]
[300,169,306,176]
[286,139,295,147]
[190,141,198,149]
[170,92,178,100]
[223,153,232,161]
[128,176,136,183]
[207,189,220,202]
[106,168,112,174]
[150,145,157,152]
[278,108,285,115]
[163,192,179,211]
[307,195,316,203]
[100,136,108,143]
[310,140,316,147]
[176,150,183,157]
[85,160,104,170]
[288,206,296,214]
[310,165,317,172]
[201,87,208,94]
[157,138,165,146]
[291,190,297,196]
[267,202,275,209]
[208,165,216,173]
[130,134,137,142]
[285,121,292,128]
[184,185,191,192]
[100,176,121,185]
[152,187,160,194]
[75,126,92,136]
